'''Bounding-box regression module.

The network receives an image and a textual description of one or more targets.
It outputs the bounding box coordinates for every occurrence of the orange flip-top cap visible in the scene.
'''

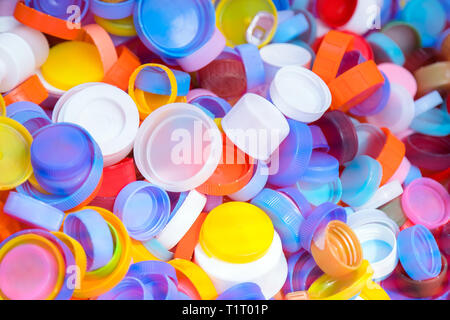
[4,75,48,106]
[312,30,355,84]
[196,134,254,196]
[103,46,141,91]
[14,1,84,40]
[81,24,118,74]
[329,60,385,113]
[311,220,363,278]
[174,212,208,261]
[377,128,406,185]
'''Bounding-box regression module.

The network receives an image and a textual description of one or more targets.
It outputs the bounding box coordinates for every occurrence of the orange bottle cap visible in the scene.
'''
[376,128,406,185]
[103,46,141,91]
[4,75,48,106]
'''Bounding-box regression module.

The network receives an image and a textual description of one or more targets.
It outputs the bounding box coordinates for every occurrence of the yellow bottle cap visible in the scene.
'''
[0,117,33,190]
[307,260,374,300]
[216,0,278,48]
[41,41,104,91]
[199,201,274,264]
[359,280,390,300]
[94,15,137,37]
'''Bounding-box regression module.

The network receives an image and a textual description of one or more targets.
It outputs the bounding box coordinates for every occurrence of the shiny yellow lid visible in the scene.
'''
[41,41,104,91]
[0,117,33,190]
[359,281,391,300]
[216,0,278,48]
[199,201,274,264]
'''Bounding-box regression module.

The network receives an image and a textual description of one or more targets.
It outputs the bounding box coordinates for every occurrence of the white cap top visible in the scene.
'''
[260,43,312,83]
[194,232,288,299]
[221,93,290,161]
[57,84,140,167]
[270,66,331,123]
[134,103,223,192]
[10,25,49,67]
[366,83,415,134]
[353,180,404,211]
[0,16,20,33]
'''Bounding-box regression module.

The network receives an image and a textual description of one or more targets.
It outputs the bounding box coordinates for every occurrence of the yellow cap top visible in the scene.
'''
[199,201,274,264]
[41,41,104,91]
[0,117,33,190]
[216,0,278,48]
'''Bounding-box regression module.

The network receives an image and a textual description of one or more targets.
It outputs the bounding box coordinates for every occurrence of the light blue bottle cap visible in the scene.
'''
[135,67,191,96]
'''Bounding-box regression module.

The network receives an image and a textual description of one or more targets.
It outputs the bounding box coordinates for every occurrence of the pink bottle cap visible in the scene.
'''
[378,63,417,98]
[401,178,450,230]
[0,244,58,300]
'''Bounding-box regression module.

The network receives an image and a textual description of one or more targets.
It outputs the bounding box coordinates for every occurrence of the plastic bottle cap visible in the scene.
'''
[222,93,289,161]
[336,0,379,35]
[414,62,450,98]
[156,190,206,250]
[197,134,254,196]
[337,50,366,76]
[56,83,140,167]
[272,12,309,43]
[366,32,405,66]
[113,181,171,242]
[216,282,265,300]
[24,0,89,20]
[316,0,357,28]
[397,224,442,281]
[341,155,383,208]
[41,41,104,91]
[401,178,449,230]
[347,208,400,238]
[134,0,215,59]
[97,276,152,300]
[381,21,422,57]
[134,103,222,192]
[299,151,339,186]
[190,96,232,118]
[174,212,208,261]
[3,74,49,107]
[404,133,450,172]
[310,220,363,278]
[135,67,191,97]
[3,192,65,231]
[260,43,312,84]
[313,110,358,164]
[176,28,227,73]
[387,156,411,186]
[285,249,322,293]
[186,89,218,103]
[142,238,173,262]
[199,202,274,264]
[103,46,141,92]
[378,63,417,97]
[0,117,33,190]
[366,83,416,134]
[268,119,312,187]
[228,160,269,202]
[235,43,265,91]
[297,178,343,207]
[0,238,62,300]
[270,66,331,123]
[90,0,135,20]
[94,15,137,37]
[195,231,287,299]
[215,0,278,48]
[354,180,404,211]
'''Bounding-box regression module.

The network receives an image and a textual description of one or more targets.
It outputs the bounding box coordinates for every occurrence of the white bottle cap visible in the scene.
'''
[354,180,404,211]
[10,25,49,67]
[57,83,140,167]
[134,103,223,192]
[270,66,331,123]
[222,93,289,161]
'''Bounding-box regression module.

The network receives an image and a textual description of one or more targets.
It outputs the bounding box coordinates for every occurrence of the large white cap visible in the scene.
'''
[56,83,140,167]
[270,66,331,123]
[222,93,290,161]
[10,25,49,67]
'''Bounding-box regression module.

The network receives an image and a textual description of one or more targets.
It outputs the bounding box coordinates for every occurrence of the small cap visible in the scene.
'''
[341,155,383,208]
[366,32,405,66]
[134,103,222,192]
[270,66,331,123]
[228,160,269,202]
[134,0,215,59]
[26,0,89,20]
[401,178,449,230]
[199,202,274,264]
[235,43,265,90]
[382,21,422,56]
[191,96,231,118]
[404,133,450,172]
[397,224,442,281]
[0,117,33,190]
[299,151,339,185]
[113,181,171,241]
[97,157,137,198]
[3,74,49,107]
[90,0,135,20]
[135,67,191,97]
[272,12,309,43]
[297,178,342,207]
[97,276,150,300]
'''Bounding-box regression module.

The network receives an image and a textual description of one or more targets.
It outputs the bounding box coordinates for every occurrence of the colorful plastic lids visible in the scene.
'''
[0,117,33,190]
[134,103,222,192]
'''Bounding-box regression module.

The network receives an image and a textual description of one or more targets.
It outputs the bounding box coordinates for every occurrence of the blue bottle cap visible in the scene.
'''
[268,119,313,187]
[216,283,265,300]
[309,125,329,152]
[297,177,343,207]
[235,43,266,90]
[397,225,442,281]
[298,151,339,185]
[340,155,383,208]
[285,249,322,293]
[3,192,65,231]
[64,209,114,271]
[141,238,174,262]
[30,123,93,195]
[191,96,232,118]
[113,181,171,242]
[366,32,405,66]
[24,0,89,20]
[277,187,313,219]
[127,260,178,286]
[272,0,291,10]
[6,101,52,136]
[135,67,191,96]
[272,12,309,43]
[133,0,215,59]
[299,202,347,252]
[251,188,304,253]
[90,0,135,20]
[293,9,317,45]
